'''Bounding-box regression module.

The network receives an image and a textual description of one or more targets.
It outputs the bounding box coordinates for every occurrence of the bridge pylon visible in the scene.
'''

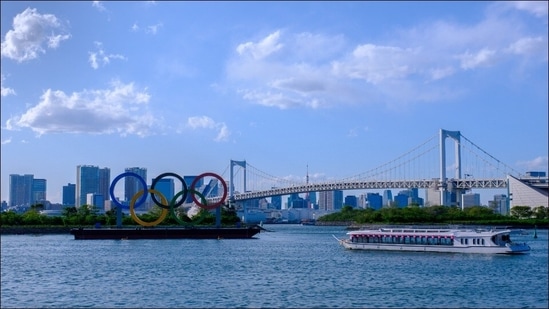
[439,129,464,207]
[230,160,246,201]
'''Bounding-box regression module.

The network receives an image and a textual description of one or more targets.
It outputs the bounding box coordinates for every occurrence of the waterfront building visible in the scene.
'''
[151,177,174,208]
[86,193,105,213]
[9,174,34,207]
[344,195,358,208]
[490,194,509,215]
[366,193,383,210]
[62,183,76,206]
[124,167,147,202]
[270,195,282,210]
[318,190,343,211]
[32,178,47,203]
[461,193,481,209]
[98,168,110,204]
[508,174,548,208]
[383,190,393,206]
[76,165,99,207]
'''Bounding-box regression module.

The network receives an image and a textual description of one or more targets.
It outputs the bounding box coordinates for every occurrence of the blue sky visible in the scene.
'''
[1,1,547,205]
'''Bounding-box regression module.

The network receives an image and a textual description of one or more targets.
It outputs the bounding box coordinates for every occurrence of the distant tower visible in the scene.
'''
[124,167,147,202]
[76,165,99,207]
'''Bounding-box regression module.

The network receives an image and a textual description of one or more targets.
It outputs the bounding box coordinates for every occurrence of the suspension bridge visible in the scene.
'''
[214,129,547,208]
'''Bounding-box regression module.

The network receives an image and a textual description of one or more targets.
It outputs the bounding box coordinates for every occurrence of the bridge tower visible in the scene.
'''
[439,129,462,206]
[230,160,246,200]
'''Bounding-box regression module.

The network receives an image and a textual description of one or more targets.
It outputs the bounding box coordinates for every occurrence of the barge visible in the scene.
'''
[71,225,261,240]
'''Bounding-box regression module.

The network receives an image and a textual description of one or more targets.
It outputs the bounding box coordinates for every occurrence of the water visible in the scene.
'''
[1,225,547,308]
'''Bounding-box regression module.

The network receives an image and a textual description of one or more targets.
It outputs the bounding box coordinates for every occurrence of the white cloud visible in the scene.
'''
[1,8,70,62]
[88,41,127,69]
[5,80,154,136]
[511,1,548,17]
[458,48,497,70]
[1,74,16,97]
[517,156,549,171]
[227,4,548,109]
[505,36,548,60]
[92,1,107,12]
[186,116,230,142]
[236,30,283,60]
[1,137,12,145]
[147,23,163,35]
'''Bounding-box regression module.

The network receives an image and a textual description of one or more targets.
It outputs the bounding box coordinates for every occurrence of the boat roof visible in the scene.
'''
[347,227,511,236]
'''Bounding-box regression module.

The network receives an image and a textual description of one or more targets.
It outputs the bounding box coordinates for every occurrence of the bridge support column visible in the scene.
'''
[439,129,461,206]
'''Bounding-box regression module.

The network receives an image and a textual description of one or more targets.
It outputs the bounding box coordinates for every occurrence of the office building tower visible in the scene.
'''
[184,176,203,203]
[383,190,393,206]
[63,183,76,205]
[270,195,282,210]
[86,193,105,213]
[318,190,343,210]
[32,178,47,203]
[461,193,481,209]
[366,193,383,210]
[9,174,34,207]
[344,195,358,208]
[124,167,147,202]
[98,168,110,203]
[152,177,174,206]
[490,194,509,215]
[76,165,110,207]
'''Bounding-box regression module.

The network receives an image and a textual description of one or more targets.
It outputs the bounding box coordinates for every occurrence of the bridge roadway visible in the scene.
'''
[228,178,508,202]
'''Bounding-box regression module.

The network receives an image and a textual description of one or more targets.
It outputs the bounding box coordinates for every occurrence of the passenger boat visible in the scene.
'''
[335,227,530,254]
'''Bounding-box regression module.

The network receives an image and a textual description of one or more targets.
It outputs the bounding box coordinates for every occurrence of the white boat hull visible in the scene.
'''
[339,239,530,254]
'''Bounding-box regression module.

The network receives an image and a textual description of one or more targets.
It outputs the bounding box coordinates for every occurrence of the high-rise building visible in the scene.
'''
[151,177,174,207]
[124,167,147,202]
[318,190,343,210]
[32,178,47,203]
[9,174,34,207]
[366,193,383,210]
[63,183,76,206]
[344,195,358,208]
[490,194,509,215]
[383,190,393,206]
[76,165,110,207]
[461,193,481,209]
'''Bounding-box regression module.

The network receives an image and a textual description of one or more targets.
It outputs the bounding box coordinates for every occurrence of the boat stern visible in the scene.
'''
[505,242,531,254]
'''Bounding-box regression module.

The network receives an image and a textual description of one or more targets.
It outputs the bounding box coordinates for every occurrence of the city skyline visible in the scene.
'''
[1,2,547,204]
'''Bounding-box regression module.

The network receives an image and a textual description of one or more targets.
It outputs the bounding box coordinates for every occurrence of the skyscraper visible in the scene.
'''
[63,183,76,206]
[32,178,47,203]
[124,167,147,202]
[9,174,33,207]
[76,165,108,207]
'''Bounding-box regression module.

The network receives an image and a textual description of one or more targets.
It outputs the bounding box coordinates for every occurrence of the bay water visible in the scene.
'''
[1,225,547,308]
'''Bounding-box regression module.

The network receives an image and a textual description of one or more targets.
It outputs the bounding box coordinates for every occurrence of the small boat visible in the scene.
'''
[335,227,530,254]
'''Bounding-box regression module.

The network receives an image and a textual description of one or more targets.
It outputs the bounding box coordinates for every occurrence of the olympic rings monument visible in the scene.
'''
[70,172,261,240]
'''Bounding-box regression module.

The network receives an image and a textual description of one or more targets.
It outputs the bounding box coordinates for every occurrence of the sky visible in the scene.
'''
[1,1,548,205]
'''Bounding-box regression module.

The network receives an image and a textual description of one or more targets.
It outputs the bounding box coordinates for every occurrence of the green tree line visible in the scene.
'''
[0,204,241,227]
[317,205,549,226]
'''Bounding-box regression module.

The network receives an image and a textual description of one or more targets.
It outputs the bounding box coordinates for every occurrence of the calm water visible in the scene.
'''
[1,225,548,308]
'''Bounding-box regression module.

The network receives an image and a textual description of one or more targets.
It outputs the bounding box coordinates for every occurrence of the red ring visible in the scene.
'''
[190,172,228,210]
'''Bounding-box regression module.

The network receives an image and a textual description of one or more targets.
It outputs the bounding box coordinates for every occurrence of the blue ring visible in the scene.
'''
[109,172,148,209]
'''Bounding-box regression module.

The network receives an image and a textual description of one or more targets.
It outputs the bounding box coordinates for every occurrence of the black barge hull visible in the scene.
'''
[70,226,261,240]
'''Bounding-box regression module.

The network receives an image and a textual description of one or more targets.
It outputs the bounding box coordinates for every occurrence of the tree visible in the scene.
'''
[510,206,533,219]
[532,206,548,219]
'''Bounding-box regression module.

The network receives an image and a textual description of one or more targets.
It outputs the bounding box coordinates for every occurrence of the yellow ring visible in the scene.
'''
[130,189,169,227]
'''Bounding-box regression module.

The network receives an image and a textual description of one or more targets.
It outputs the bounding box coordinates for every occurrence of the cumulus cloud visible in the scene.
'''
[5,80,155,136]
[88,41,127,69]
[186,116,230,142]
[1,137,12,145]
[1,74,16,97]
[1,8,70,62]
[92,1,107,12]
[458,48,497,70]
[510,1,548,17]
[227,4,547,109]
[517,156,549,171]
[236,30,283,60]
